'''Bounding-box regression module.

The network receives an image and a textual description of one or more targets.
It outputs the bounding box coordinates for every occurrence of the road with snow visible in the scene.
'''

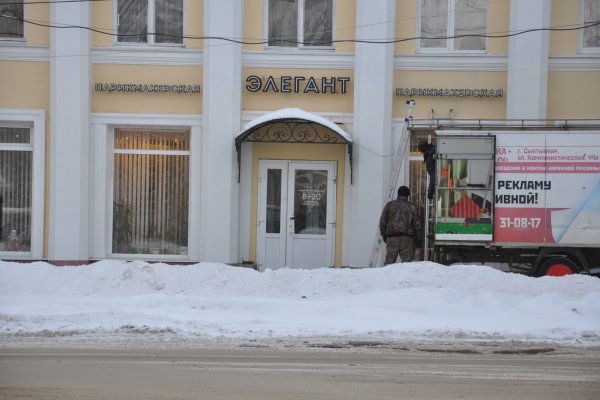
[1,342,599,400]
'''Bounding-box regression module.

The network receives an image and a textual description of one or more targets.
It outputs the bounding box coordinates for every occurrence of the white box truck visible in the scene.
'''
[416,126,600,277]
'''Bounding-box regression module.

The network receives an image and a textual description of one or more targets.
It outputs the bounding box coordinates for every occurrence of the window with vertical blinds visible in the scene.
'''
[112,129,190,255]
[0,0,24,39]
[0,126,32,252]
[117,0,183,44]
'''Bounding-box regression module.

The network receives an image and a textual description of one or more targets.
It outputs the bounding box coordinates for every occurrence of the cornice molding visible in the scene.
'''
[91,46,203,66]
[3,45,598,72]
[549,55,600,71]
[393,54,600,72]
[0,45,50,62]
[91,112,203,126]
[242,50,354,69]
[394,54,508,71]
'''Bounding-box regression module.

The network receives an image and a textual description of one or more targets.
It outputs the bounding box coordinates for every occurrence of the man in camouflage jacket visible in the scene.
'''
[379,186,423,264]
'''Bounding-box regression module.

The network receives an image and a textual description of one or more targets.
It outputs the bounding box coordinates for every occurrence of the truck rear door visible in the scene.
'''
[435,136,495,242]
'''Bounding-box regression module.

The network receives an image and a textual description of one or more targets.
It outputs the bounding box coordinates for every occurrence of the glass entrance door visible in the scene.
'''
[257,161,336,269]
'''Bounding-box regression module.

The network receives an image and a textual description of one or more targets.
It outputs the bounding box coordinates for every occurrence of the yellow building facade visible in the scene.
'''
[0,0,598,267]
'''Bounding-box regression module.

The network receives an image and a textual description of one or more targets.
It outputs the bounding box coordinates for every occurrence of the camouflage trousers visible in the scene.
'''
[384,236,414,265]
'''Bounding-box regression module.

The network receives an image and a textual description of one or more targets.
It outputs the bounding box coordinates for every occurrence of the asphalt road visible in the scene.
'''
[1,343,599,400]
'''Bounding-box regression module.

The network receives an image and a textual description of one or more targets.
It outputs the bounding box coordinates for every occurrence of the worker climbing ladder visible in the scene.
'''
[423,172,434,262]
[367,100,415,267]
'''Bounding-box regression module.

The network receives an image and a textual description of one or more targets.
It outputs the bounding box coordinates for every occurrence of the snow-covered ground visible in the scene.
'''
[1,260,599,347]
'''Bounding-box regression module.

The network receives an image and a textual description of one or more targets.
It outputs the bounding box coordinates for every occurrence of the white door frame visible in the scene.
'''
[257,160,336,270]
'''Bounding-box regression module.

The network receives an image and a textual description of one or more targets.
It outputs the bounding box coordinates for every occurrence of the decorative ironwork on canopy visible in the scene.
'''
[235,116,353,183]
[237,119,348,145]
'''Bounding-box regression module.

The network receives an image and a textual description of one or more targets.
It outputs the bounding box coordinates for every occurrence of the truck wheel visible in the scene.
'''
[538,257,577,277]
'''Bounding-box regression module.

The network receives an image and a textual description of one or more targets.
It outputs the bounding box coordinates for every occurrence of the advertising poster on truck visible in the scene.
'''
[494,133,600,246]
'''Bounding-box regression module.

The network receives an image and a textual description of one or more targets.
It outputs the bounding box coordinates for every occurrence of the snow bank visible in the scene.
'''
[1,260,599,345]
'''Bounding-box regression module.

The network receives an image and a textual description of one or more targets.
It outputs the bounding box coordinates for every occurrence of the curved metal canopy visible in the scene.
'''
[235,108,354,182]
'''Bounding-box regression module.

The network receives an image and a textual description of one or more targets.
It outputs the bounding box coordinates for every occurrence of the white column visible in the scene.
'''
[507,0,551,119]
[349,0,396,267]
[48,2,90,263]
[201,0,243,263]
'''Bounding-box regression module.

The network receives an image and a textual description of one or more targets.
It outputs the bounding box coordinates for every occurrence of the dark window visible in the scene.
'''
[0,0,24,39]
[420,0,488,51]
[117,0,183,44]
[583,0,600,49]
[269,0,333,48]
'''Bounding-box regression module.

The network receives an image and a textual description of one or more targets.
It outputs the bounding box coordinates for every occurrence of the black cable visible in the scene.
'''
[347,21,600,45]
[1,13,599,46]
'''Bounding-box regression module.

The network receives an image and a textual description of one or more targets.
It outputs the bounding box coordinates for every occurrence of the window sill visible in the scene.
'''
[416,49,488,55]
[114,42,186,49]
[264,46,336,53]
[109,254,193,262]
[579,48,600,54]
[0,252,32,258]
[0,37,26,43]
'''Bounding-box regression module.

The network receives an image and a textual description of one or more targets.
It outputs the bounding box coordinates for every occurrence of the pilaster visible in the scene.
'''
[507,0,552,119]
[349,0,397,267]
[48,2,91,263]
[201,0,243,262]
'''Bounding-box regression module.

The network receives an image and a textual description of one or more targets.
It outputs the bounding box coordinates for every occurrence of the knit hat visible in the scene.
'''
[397,186,410,197]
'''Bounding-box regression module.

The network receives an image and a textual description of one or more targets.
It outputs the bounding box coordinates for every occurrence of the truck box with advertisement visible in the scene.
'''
[414,124,600,277]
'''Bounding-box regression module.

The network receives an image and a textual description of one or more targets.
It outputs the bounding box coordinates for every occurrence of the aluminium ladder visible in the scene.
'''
[367,100,416,267]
